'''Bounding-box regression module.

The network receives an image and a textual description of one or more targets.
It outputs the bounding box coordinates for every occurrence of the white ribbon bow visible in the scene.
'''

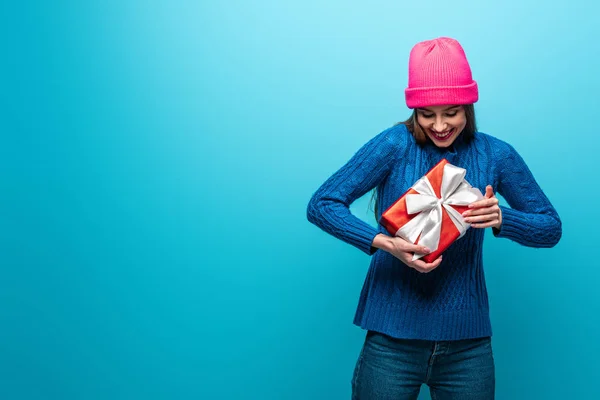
[396,163,483,260]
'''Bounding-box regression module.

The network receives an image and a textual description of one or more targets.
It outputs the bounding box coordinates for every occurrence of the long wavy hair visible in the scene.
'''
[370,104,477,220]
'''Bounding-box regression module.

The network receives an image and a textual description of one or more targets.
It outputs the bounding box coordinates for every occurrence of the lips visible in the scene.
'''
[429,128,455,141]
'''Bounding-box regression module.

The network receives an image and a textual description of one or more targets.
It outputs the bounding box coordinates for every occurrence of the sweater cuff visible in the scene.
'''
[349,224,381,255]
[493,206,530,241]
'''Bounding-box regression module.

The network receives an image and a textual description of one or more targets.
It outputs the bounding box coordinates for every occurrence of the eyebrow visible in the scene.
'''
[418,105,460,112]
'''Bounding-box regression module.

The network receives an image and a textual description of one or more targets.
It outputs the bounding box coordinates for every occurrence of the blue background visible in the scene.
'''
[1,1,598,399]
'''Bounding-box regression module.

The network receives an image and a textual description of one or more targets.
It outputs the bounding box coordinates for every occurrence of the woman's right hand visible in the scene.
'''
[372,233,443,273]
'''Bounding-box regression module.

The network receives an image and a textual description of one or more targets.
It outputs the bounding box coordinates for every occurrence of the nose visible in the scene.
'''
[433,118,447,132]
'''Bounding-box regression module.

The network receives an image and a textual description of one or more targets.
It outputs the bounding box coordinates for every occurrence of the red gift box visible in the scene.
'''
[380,159,483,263]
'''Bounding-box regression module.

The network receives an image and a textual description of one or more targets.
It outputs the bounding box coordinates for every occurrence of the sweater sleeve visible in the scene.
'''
[306,125,406,255]
[491,140,562,247]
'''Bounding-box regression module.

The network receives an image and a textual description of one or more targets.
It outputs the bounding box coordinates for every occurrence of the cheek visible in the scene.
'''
[451,116,467,129]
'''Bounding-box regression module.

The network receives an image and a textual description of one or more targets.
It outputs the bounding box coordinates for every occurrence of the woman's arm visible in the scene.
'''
[491,139,562,247]
[307,125,406,255]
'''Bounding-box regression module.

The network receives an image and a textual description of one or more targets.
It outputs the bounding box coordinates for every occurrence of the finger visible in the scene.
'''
[471,197,498,208]
[418,259,442,273]
[468,197,498,209]
[471,220,500,229]
[411,256,443,273]
[398,254,426,272]
[410,264,428,273]
[400,242,431,255]
[485,185,494,199]
[391,237,430,254]
[464,213,499,223]
[398,252,420,265]
[463,206,498,217]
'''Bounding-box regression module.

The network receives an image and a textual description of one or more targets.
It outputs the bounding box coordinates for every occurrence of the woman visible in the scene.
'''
[306,37,561,399]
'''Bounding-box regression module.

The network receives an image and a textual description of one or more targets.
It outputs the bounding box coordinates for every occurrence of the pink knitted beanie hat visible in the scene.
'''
[405,37,478,109]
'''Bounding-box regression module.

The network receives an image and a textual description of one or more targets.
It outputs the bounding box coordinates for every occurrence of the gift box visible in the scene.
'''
[380,159,484,263]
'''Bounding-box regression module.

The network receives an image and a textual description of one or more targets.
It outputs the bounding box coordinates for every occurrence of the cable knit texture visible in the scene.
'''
[307,124,561,341]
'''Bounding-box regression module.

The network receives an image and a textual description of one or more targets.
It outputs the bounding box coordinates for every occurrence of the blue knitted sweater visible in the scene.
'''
[306,124,561,341]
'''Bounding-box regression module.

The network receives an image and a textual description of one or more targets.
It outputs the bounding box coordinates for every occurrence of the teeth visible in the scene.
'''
[433,129,453,138]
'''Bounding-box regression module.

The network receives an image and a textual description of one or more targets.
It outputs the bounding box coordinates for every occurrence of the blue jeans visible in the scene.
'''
[351,331,495,399]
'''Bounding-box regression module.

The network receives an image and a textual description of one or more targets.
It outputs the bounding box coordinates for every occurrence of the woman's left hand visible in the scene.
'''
[463,185,502,229]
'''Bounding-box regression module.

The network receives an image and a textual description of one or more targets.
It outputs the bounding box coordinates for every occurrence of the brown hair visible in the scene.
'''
[370,104,477,218]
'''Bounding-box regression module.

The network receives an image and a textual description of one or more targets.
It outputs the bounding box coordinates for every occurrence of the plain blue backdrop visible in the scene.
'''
[1,1,598,399]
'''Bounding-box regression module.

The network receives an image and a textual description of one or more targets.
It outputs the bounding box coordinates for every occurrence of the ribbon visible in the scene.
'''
[396,163,483,260]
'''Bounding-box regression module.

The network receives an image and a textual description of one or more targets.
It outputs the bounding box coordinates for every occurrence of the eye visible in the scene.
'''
[445,112,458,117]
[421,113,434,118]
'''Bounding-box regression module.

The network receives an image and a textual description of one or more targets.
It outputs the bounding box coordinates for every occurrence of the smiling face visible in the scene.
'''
[416,105,467,148]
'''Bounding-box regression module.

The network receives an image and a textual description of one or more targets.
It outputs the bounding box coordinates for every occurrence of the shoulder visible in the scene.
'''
[472,131,518,158]
[472,132,531,181]
[376,123,414,147]
[360,123,414,159]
